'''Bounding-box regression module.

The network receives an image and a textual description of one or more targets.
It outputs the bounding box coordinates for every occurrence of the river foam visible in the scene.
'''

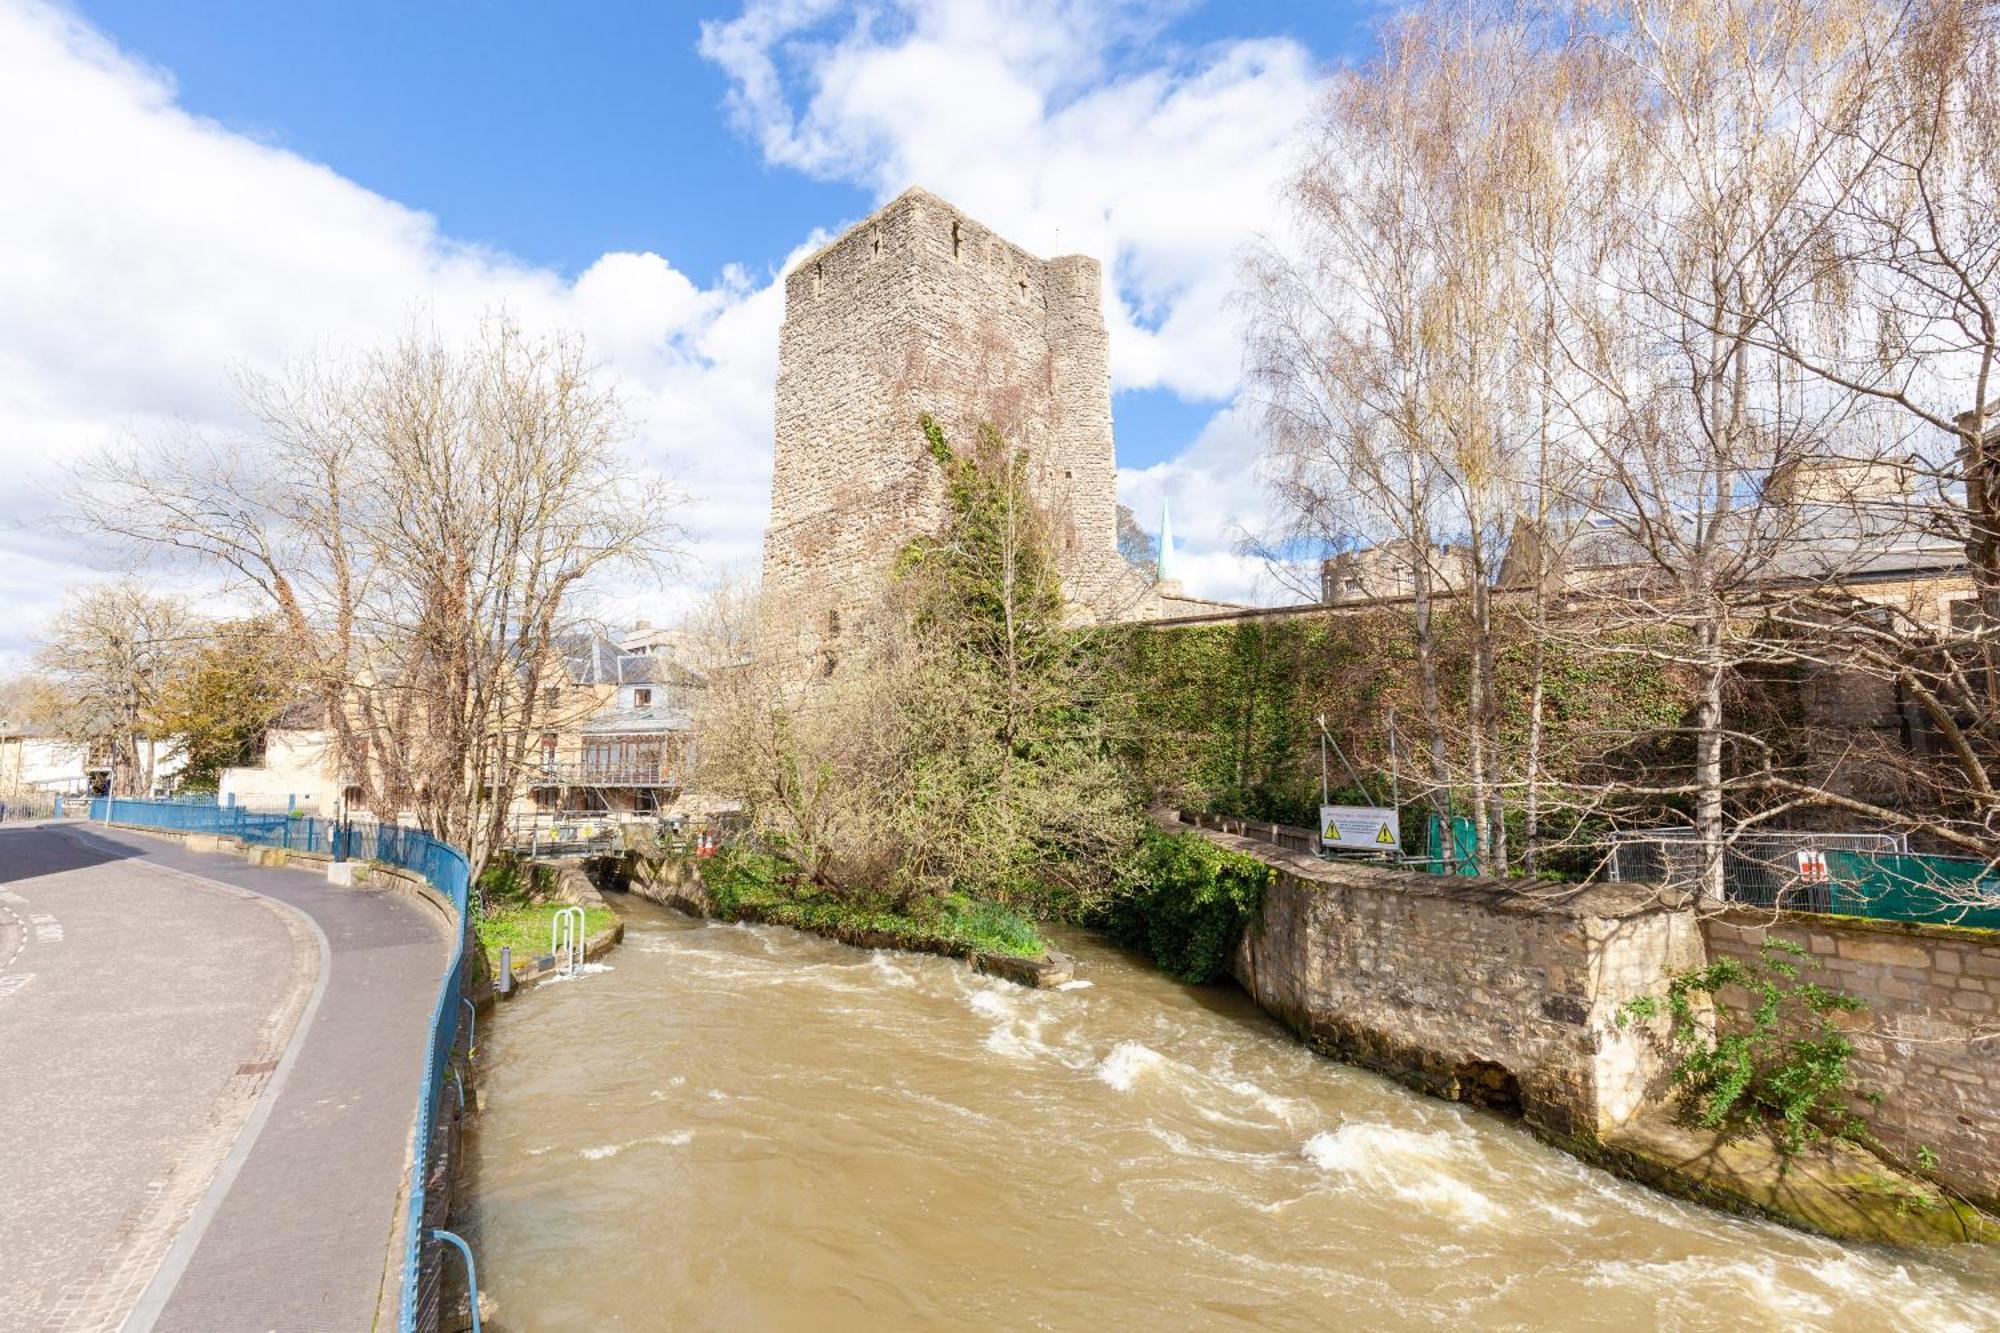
[1301,1122,1506,1225]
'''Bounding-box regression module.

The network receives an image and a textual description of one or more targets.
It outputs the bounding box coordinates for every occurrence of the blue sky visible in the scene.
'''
[0,0,1381,662]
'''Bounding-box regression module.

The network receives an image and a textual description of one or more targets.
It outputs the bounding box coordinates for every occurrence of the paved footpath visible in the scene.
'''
[0,822,452,1333]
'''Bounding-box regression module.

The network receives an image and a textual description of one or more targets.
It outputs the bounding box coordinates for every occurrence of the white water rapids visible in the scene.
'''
[460,895,2000,1330]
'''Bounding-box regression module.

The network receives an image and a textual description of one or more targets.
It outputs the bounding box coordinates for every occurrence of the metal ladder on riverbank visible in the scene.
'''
[550,906,587,978]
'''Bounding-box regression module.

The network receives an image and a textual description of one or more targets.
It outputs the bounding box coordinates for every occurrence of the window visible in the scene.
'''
[1949,596,1980,632]
[540,733,557,766]
[544,685,560,711]
[827,608,841,637]
[812,261,824,295]
[633,688,653,707]
[951,220,962,260]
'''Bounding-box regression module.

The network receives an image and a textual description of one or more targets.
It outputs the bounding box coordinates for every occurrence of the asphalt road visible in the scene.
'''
[0,822,451,1332]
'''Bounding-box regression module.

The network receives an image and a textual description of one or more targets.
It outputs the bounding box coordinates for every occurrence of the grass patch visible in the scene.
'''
[477,901,619,975]
[704,847,1047,958]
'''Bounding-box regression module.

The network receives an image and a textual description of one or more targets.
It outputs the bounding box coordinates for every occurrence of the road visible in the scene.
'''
[0,822,452,1332]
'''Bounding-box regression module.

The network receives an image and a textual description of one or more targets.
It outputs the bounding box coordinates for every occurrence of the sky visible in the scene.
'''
[0,0,1382,668]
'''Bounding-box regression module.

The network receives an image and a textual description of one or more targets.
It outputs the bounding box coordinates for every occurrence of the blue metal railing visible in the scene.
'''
[88,795,475,1332]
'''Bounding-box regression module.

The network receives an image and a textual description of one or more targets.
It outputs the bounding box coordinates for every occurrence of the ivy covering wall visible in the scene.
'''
[1095,609,1697,863]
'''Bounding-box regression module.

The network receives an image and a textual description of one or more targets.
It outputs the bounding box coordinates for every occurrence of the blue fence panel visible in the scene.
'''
[85,797,472,1332]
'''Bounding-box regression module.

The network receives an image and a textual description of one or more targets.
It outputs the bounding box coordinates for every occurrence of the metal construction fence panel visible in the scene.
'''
[85,795,472,1333]
[1603,828,2000,928]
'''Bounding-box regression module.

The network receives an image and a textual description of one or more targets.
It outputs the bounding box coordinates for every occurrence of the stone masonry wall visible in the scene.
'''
[1703,912,1999,1205]
[1180,815,1704,1141]
[761,187,1128,669]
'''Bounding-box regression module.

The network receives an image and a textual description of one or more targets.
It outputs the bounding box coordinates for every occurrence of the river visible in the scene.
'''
[460,894,2000,1331]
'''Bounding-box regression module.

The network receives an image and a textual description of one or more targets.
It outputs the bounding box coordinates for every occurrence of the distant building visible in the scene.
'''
[527,632,702,817]
[217,629,706,824]
[0,721,90,798]
[1320,539,1477,605]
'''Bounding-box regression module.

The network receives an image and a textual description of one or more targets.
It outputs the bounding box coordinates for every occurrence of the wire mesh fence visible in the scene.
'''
[1604,827,1922,915]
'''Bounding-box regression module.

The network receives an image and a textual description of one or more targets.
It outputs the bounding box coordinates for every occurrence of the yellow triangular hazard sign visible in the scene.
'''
[1325,824,1342,840]
[1375,823,1395,845]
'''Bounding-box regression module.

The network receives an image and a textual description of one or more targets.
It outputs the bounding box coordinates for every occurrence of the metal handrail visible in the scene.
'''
[429,1229,481,1333]
[550,905,587,977]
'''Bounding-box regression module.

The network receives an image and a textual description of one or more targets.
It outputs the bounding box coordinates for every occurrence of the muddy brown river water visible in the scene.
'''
[461,894,2000,1331]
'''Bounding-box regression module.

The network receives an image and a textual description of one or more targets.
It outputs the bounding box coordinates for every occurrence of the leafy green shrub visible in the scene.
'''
[702,845,795,914]
[1105,828,1273,983]
[476,853,535,911]
[1618,937,1872,1155]
[701,846,1048,957]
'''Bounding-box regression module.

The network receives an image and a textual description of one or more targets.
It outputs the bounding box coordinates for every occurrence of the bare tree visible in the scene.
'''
[1512,0,1903,900]
[75,316,675,867]
[1245,3,1588,873]
[34,581,198,796]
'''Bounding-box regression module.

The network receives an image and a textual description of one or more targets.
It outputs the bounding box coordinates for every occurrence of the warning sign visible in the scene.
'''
[1795,848,1829,884]
[1320,805,1401,853]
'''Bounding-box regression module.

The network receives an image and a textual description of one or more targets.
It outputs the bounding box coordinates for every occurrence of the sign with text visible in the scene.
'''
[1320,804,1400,852]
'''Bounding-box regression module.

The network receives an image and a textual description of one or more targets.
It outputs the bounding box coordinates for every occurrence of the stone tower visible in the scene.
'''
[759,187,1127,668]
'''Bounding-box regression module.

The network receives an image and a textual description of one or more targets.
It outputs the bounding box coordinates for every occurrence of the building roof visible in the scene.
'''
[578,706,693,736]
[559,632,664,687]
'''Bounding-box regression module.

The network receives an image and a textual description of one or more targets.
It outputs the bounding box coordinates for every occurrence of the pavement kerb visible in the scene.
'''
[115,827,459,927]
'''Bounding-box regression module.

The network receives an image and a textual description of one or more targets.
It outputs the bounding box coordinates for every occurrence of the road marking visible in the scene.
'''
[30,912,63,943]
[0,902,24,971]
[0,972,34,998]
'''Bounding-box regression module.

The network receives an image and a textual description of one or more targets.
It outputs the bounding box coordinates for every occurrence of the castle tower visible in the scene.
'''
[759,188,1124,668]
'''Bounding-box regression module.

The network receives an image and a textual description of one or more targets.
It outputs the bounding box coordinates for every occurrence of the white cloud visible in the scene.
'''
[699,0,1325,595]
[0,0,1328,671]
[1116,398,1303,605]
[0,0,790,667]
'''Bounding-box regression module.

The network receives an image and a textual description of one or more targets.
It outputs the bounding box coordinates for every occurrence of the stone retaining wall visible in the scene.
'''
[1182,816,1703,1140]
[1704,912,1999,1206]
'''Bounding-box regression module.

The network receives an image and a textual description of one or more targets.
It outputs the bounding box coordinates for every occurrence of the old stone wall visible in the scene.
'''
[1181,816,1704,1141]
[1179,811,2000,1207]
[761,187,1129,669]
[1703,912,1999,1205]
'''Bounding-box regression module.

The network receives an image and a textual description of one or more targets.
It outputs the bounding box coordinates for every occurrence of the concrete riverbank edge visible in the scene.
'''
[487,862,624,1000]
[1172,811,1999,1248]
[615,861,1076,987]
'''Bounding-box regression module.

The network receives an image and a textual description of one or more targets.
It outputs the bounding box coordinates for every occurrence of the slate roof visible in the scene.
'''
[578,706,694,735]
